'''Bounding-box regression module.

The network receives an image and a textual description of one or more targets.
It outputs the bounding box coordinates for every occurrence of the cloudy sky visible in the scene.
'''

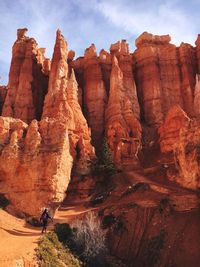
[0,0,199,84]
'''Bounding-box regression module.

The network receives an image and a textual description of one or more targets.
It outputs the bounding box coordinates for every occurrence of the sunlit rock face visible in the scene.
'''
[0,116,72,216]
[2,28,48,123]
[105,55,141,170]
[133,32,199,127]
[42,30,95,176]
[0,29,95,216]
[2,29,200,215]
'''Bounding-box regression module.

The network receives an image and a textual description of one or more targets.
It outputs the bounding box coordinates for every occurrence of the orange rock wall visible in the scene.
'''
[2,28,48,123]
[2,29,200,213]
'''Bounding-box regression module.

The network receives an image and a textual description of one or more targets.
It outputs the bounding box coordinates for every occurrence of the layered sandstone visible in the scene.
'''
[171,120,200,189]
[42,30,95,175]
[71,44,108,147]
[159,106,190,153]
[2,28,48,123]
[0,116,72,216]
[105,55,141,169]
[134,32,184,126]
[195,34,200,73]
[0,86,7,114]
[2,29,200,215]
[71,40,140,151]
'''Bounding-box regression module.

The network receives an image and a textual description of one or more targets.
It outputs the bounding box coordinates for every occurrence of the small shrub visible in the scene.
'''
[36,231,82,267]
[54,223,74,243]
[0,194,10,209]
[102,214,116,229]
[71,211,107,266]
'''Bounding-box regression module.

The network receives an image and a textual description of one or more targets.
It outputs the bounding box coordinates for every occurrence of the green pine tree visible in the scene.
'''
[94,137,117,177]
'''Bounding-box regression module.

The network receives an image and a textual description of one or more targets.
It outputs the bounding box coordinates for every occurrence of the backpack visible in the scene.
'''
[41,212,49,221]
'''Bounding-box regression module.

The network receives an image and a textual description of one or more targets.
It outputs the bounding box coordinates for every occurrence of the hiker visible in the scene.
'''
[40,208,53,233]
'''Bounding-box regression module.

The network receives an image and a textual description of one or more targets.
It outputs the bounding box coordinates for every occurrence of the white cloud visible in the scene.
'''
[95,0,198,45]
[0,0,199,85]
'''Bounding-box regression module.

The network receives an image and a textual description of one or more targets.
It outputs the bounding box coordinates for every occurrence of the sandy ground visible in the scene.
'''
[0,209,41,267]
[0,204,92,267]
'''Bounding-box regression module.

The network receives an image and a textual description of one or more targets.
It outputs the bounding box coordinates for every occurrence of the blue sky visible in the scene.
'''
[0,0,200,85]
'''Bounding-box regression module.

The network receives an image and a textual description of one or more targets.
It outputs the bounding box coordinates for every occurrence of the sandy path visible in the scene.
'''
[0,209,41,267]
[0,204,92,267]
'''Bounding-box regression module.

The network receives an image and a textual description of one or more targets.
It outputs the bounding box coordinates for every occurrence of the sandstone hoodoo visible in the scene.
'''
[0,116,72,216]
[0,29,95,216]
[1,29,200,215]
[105,55,142,170]
[2,29,49,123]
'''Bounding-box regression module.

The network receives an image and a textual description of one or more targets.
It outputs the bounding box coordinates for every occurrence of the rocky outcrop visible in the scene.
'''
[134,32,184,126]
[195,34,200,73]
[194,74,200,117]
[71,44,108,147]
[105,56,141,169]
[0,116,72,216]
[2,28,48,123]
[158,105,200,189]
[169,120,200,190]
[111,40,140,119]
[159,106,190,153]
[0,86,7,114]
[42,30,95,175]
[179,43,196,117]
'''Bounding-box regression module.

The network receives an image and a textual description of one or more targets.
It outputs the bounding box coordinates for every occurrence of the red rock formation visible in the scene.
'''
[3,28,200,215]
[170,120,200,190]
[83,44,108,146]
[2,28,48,123]
[0,86,7,114]
[71,40,140,157]
[111,40,140,119]
[195,34,200,73]
[194,74,200,116]
[0,116,72,216]
[105,55,142,169]
[159,105,190,153]
[134,32,184,126]
[179,43,196,117]
[42,30,95,175]
[71,45,108,147]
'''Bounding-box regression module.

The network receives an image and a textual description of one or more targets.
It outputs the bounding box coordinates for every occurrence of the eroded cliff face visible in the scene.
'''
[105,55,142,170]
[0,29,95,216]
[0,117,72,216]
[133,32,200,127]
[42,30,95,175]
[2,29,200,216]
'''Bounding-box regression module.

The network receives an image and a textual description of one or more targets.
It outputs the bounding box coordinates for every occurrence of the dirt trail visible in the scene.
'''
[0,209,40,267]
[0,204,93,267]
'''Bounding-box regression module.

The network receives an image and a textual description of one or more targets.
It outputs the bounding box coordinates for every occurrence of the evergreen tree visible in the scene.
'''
[94,138,117,177]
